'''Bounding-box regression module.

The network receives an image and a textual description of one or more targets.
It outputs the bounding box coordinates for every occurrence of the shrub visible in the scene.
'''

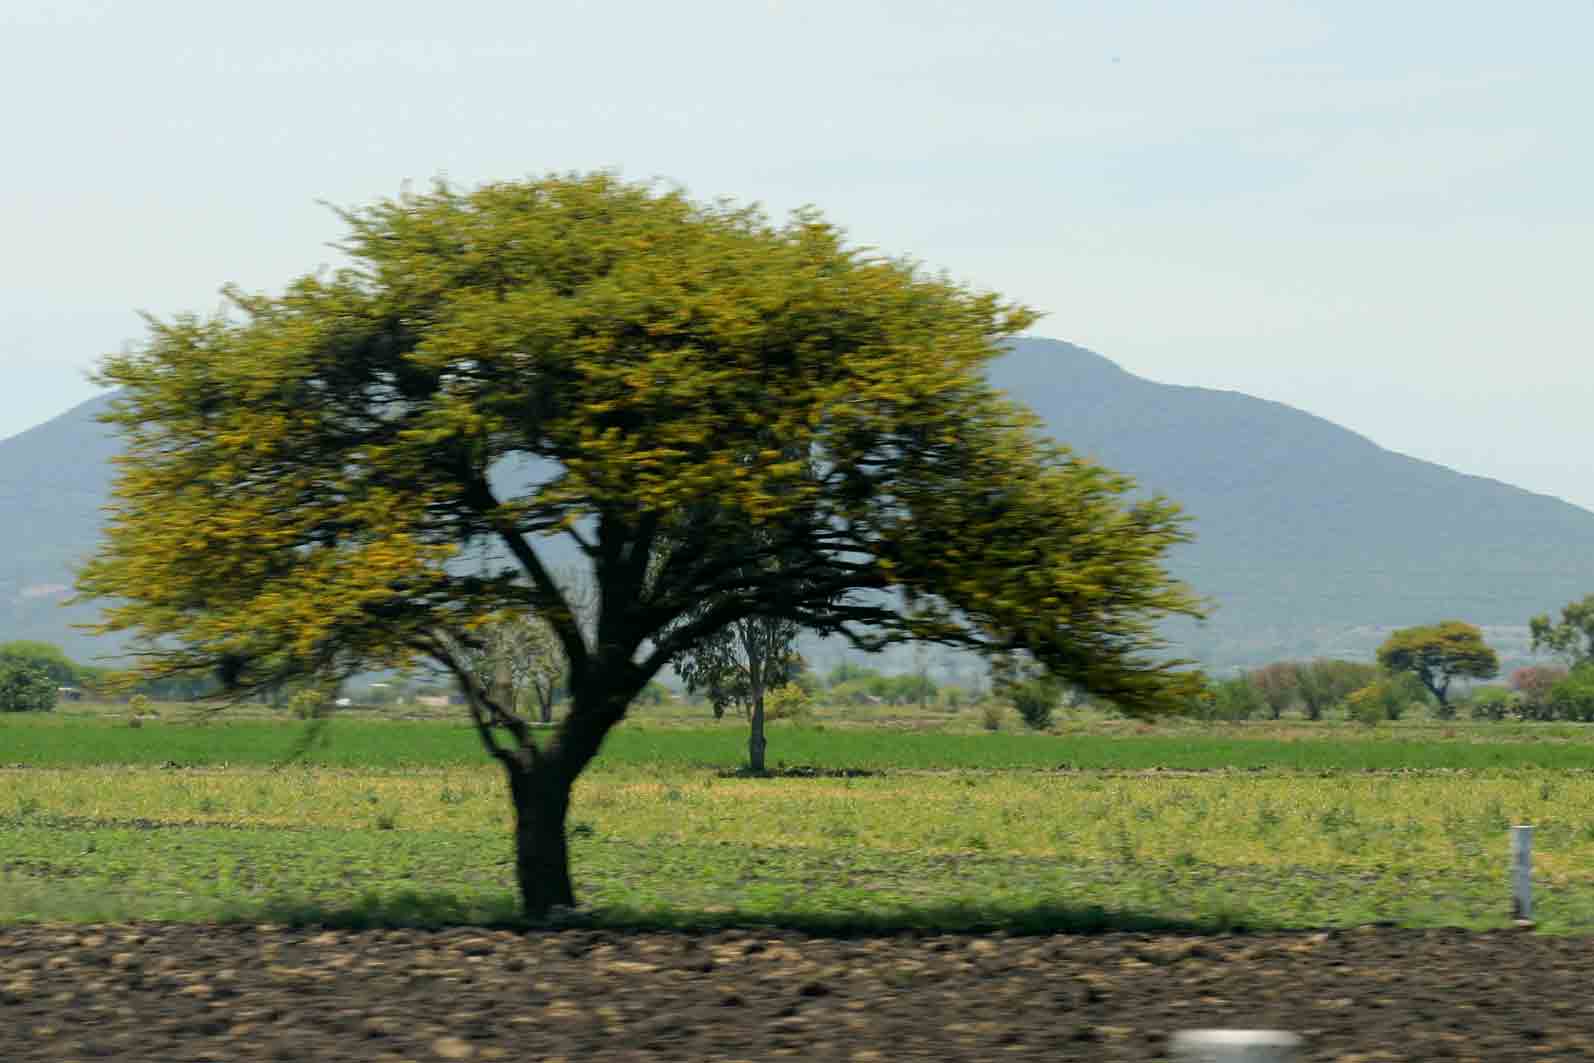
[1467,686,1519,721]
[1209,676,1266,721]
[0,662,57,712]
[126,692,155,726]
[1511,665,1568,721]
[1007,677,1062,730]
[765,682,814,723]
[1547,667,1594,722]
[1179,686,1216,721]
[978,700,1007,732]
[1346,684,1383,727]
[1347,674,1427,724]
[288,688,331,720]
[634,681,670,707]
[828,678,880,707]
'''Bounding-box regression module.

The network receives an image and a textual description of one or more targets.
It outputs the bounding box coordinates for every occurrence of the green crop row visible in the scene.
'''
[12,716,1594,772]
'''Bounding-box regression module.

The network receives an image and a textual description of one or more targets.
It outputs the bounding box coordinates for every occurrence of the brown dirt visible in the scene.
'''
[1,923,1589,1061]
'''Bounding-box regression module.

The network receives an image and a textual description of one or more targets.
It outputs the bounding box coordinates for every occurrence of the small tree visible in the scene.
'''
[1530,595,1594,667]
[1210,676,1266,721]
[1510,665,1567,721]
[1247,662,1298,720]
[991,655,1067,730]
[675,612,801,771]
[667,477,820,772]
[459,613,567,725]
[1376,622,1499,711]
[0,662,58,712]
[1292,659,1380,721]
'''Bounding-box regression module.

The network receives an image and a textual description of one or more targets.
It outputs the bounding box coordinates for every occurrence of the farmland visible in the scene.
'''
[9,709,1594,1060]
[7,711,1594,934]
[13,711,1594,771]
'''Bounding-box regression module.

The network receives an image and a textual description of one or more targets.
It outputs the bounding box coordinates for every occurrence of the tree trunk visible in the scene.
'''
[748,695,767,774]
[747,651,766,774]
[506,761,574,918]
[493,654,515,714]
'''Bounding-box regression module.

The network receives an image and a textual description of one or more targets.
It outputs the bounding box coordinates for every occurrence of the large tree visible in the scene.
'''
[76,173,1204,917]
[1376,621,1499,710]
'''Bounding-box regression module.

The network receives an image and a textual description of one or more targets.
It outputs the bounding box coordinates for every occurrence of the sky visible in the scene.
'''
[4,1,1592,507]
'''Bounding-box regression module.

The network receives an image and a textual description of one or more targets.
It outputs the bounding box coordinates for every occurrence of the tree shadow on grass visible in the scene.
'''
[240,890,1258,938]
[714,765,882,780]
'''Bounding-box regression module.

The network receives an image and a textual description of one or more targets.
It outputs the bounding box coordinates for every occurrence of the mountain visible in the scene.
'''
[4,340,1591,670]
[990,338,1594,668]
[0,391,120,663]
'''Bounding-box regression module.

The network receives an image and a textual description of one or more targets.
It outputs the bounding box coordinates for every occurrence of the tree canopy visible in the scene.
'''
[77,173,1204,915]
[0,661,58,712]
[1530,594,1594,667]
[0,641,84,688]
[1376,621,1499,708]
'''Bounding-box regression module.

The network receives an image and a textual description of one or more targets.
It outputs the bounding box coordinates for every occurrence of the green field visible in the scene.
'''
[11,714,1594,772]
[5,714,1594,933]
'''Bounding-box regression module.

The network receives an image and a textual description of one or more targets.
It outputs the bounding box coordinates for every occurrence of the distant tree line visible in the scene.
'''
[1191,603,1594,725]
[14,593,1594,729]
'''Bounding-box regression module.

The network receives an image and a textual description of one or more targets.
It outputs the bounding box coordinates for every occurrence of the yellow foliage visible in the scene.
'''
[76,172,1200,714]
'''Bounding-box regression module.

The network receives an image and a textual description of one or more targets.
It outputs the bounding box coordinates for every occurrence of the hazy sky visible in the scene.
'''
[5,1,1591,507]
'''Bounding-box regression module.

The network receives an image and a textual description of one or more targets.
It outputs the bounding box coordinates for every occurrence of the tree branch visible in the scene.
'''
[460,476,591,678]
[420,632,539,765]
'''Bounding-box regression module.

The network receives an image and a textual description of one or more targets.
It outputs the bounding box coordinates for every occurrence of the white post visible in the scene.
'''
[1170,1029,1302,1062]
[1511,824,1533,923]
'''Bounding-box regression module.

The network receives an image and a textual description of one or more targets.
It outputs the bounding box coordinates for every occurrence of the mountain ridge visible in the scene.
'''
[5,339,1589,670]
[989,337,1594,666]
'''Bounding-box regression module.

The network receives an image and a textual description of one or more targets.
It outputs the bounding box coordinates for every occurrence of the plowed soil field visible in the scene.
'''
[1,924,1589,1061]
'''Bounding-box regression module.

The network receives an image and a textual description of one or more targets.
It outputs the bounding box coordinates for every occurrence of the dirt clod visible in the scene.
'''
[0,924,1591,1059]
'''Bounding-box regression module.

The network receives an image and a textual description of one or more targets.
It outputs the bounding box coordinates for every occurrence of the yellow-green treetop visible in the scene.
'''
[1376,620,1500,708]
[77,173,1205,914]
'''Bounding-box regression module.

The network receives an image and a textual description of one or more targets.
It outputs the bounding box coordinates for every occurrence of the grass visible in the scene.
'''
[6,757,1594,932]
[12,709,1594,933]
[15,713,1594,772]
